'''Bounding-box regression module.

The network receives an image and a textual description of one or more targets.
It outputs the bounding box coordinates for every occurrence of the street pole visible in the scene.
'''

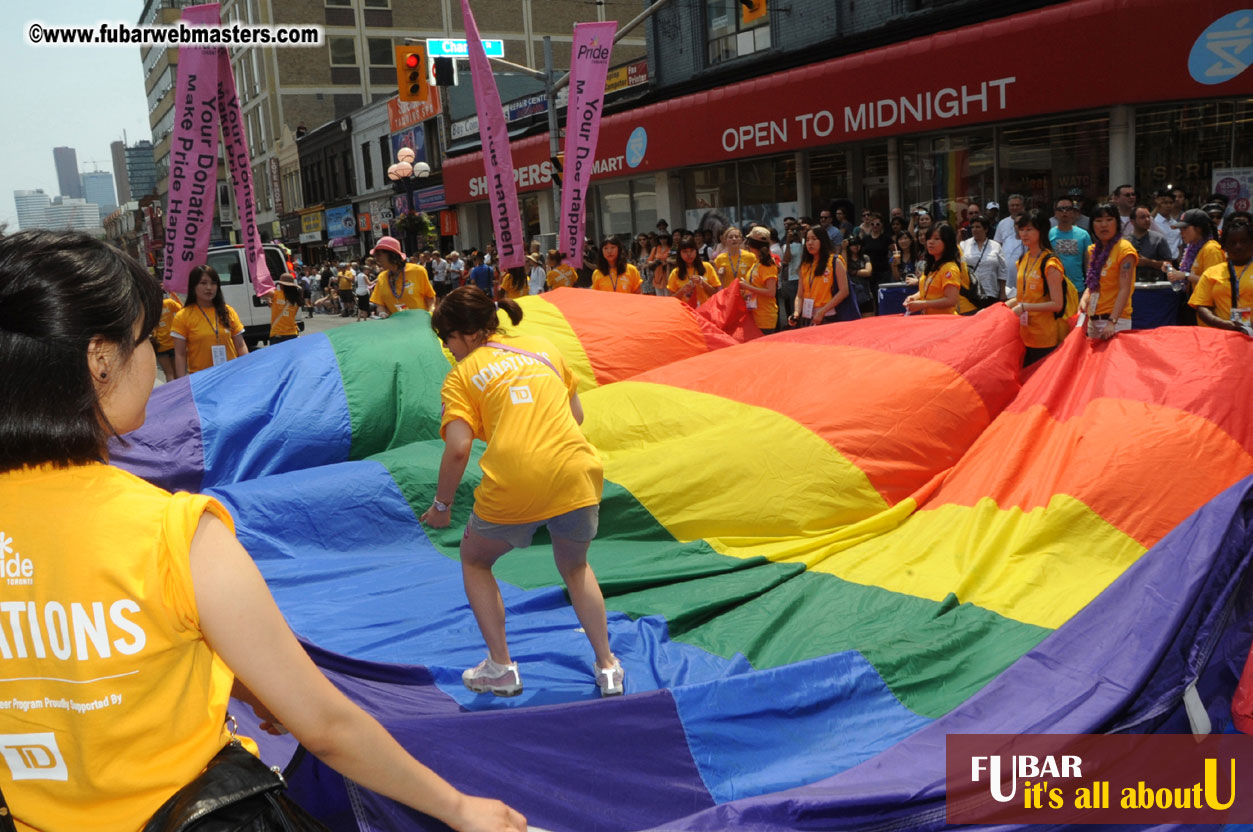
[543,36,561,244]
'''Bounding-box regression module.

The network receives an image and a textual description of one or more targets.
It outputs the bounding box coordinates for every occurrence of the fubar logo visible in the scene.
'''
[0,532,33,586]
[1189,11,1253,85]
[0,733,68,781]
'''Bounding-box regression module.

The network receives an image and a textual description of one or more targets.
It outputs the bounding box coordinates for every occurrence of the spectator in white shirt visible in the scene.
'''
[993,194,1027,268]
[1111,184,1137,236]
[1151,188,1183,258]
[959,215,1008,300]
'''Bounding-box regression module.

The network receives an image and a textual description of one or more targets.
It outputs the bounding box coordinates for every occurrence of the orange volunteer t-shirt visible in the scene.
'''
[667,262,720,307]
[153,296,183,352]
[269,290,300,337]
[0,463,254,832]
[1085,239,1138,318]
[918,262,962,315]
[1016,251,1066,348]
[590,264,642,293]
[170,304,245,373]
[797,254,837,319]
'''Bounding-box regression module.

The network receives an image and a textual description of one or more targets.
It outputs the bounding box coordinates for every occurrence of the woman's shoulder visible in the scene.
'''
[1115,238,1138,256]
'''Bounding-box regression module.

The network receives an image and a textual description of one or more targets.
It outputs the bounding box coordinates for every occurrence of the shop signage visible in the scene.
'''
[443,0,1245,205]
[300,211,324,233]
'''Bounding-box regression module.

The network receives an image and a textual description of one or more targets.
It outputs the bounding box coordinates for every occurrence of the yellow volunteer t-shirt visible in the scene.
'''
[154,296,183,352]
[746,258,779,330]
[712,250,756,291]
[1016,251,1065,348]
[1190,260,1253,328]
[269,290,300,337]
[0,463,253,832]
[956,260,976,315]
[1085,239,1137,318]
[546,265,577,290]
[440,334,603,524]
[502,271,529,300]
[370,263,435,315]
[797,254,837,317]
[918,262,962,315]
[337,271,353,291]
[590,264,642,293]
[171,304,245,373]
[667,262,720,306]
[1189,239,1227,278]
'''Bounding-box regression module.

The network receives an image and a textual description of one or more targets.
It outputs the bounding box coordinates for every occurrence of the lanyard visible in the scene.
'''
[389,267,405,302]
[803,255,831,297]
[728,251,743,281]
[609,268,621,292]
[1020,249,1043,297]
[197,304,221,342]
[1229,261,1253,311]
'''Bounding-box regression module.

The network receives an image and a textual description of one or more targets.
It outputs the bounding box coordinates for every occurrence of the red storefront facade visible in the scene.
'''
[443,0,1253,244]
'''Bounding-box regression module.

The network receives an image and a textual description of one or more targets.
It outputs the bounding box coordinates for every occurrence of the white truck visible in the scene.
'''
[202,243,301,348]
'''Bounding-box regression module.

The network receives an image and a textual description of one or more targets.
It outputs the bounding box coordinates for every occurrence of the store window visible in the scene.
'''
[809,149,850,217]
[1136,100,1240,207]
[520,194,541,242]
[999,112,1109,213]
[329,37,357,66]
[589,176,658,241]
[706,0,770,67]
[900,130,994,224]
[681,157,796,237]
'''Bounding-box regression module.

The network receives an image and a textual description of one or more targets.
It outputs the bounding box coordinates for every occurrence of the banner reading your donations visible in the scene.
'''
[460,0,524,270]
[559,21,615,265]
[162,3,272,296]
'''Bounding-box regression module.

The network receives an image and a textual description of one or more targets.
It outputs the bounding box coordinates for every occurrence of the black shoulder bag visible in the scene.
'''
[959,243,997,309]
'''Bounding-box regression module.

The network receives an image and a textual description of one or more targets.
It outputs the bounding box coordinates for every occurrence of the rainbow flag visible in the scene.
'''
[112,295,1253,831]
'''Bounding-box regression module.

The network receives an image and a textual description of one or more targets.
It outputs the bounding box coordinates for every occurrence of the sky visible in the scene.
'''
[1,2,152,229]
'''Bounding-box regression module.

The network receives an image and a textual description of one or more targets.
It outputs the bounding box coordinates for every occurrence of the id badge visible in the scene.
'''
[802,298,815,319]
[210,344,228,366]
[396,304,407,311]
[1019,310,1030,327]
[1086,291,1100,317]
[746,296,758,309]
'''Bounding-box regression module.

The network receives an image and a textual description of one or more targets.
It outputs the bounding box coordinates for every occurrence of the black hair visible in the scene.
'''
[1089,202,1123,243]
[923,223,961,272]
[1222,212,1252,248]
[675,237,705,280]
[596,236,625,276]
[1014,209,1054,254]
[0,230,162,471]
[968,214,991,232]
[799,227,833,276]
[430,285,522,342]
[279,277,303,306]
[184,264,230,331]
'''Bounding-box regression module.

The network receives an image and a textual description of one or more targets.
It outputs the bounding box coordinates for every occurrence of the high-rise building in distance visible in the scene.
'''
[81,171,118,221]
[125,140,157,200]
[111,141,131,204]
[53,147,83,199]
[13,189,51,230]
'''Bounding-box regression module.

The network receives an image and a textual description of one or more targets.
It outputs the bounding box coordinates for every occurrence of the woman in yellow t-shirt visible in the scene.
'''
[265,274,303,344]
[667,237,720,307]
[1172,208,1226,290]
[368,236,436,317]
[791,228,853,325]
[422,286,623,698]
[171,264,248,377]
[1189,218,1253,331]
[905,224,962,315]
[152,288,183,382]
[1082,203,1138,340]
[742,226,780,334]
[0,230,524,832]
[546,249,578,290]
[590,237,642,293]
[713,226,755,294]
[1007,209,1067,365]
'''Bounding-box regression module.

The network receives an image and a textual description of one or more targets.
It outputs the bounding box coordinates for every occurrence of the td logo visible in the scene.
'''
[626,127,648,168]
[1189,11,1253,85]
[0,734,68,781]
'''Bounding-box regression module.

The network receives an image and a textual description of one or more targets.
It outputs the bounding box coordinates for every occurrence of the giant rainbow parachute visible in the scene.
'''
[113,289,1253,831]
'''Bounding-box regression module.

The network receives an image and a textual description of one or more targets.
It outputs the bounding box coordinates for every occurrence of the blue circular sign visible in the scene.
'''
[1188,10,1253,85]
[626,127,647,168]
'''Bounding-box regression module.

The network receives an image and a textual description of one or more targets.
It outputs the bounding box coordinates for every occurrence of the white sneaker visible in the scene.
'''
[595,656,624,697]
[462,657,522,697]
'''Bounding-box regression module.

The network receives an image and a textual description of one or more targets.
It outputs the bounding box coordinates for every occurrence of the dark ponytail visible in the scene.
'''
[431,285,523,341]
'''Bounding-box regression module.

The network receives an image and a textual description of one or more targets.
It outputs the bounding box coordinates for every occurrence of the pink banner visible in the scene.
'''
[559,22,616,265]
[160,3,272,296]
[460,0,524,270]
[161,4,221,295]
[216,49,273,295]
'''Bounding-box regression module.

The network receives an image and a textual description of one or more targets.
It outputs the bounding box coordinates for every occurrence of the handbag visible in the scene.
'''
[142,737,329,832]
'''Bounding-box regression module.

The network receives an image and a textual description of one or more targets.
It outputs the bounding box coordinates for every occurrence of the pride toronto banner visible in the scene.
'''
[460,0,524,270]
[559,21,616,264]
[161,3,273,296]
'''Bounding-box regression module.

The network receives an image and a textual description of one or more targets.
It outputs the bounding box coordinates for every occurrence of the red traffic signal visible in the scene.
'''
[394,44,429,102]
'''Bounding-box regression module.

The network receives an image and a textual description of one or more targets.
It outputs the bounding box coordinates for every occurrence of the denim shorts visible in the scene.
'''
[466,504,600,549]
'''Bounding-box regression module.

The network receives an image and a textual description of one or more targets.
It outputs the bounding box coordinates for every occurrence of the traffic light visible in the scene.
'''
[432,57,456,87]
[741,0,767,25]
[394,44,429,102]
[550,153,564,189]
